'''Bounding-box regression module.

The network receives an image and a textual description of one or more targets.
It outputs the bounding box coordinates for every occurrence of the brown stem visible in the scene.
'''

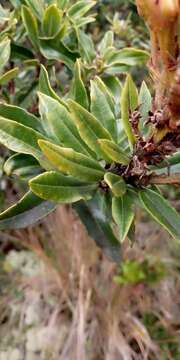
[149,173,180,185]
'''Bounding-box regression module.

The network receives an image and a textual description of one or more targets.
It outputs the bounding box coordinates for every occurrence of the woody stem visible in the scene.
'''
[149,173,180,185]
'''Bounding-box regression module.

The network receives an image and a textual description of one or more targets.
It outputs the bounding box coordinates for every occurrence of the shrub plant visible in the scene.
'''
[0,0,179,261]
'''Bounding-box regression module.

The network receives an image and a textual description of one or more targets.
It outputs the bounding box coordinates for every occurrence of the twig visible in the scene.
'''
[149,173,180,185]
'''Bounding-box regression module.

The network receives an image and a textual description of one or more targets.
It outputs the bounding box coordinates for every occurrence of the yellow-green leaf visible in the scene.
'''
[68,99,112,159]
[21,5,39,50]
[99,139,130,165]
[104,172,127,197]
[0,117,48,169]
[0,103,43,133]
[39,65,67,107]
[42,4,62,39]
[38,92,91,156]
[0,67,19,85]
[30,171,97,203]
[38,140,104,182]
[67,1,96,19]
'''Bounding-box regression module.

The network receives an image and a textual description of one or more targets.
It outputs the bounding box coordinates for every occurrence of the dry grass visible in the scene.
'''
[0,205,180,360]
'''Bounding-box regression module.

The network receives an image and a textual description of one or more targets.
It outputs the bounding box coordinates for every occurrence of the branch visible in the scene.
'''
[149,173,180,185]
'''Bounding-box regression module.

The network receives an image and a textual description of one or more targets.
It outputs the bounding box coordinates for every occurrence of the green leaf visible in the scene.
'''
[38,92,91,155]
[102,75,122,103]
[90,78,117,141]
[0,38,11,74]
[11,43,34,61]
[74,16,95,28]
[21,5,39,50]
[39,65,66,107]
[99,31,114,57]
[112,191,135,242]
[30,171,97,202]
[67,1,95,19]
[4,153,41,180]
[104,64,131,75]
[24,0,44,20]
[39,38,78,70]
[104,172,127,197]
[92,76,115,112]
[120,74,138,147]
[71,59,89,109]
[99,139,130,165]
[68,99,112,159]
[0,67,19,85]
[0,103,43,133]
[0,117,48,168]
[139,81,152,137]
[38,140,104,182]
[139,188,180,241]
[105,47,149,67]
[73,198,121,263]
[42,4,62,39]
[0,191,56,230]
[57,0,68,9]
[77,30,95,63]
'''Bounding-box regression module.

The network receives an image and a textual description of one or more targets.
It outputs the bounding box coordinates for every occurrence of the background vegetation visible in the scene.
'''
[0,1,179,359]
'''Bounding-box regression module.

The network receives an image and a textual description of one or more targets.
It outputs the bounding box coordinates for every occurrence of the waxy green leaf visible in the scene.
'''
[42,4,62,39]
[39,38,78,70]
[39,65,66,107]
[0,67,19,85]
[120,74,138,147]
[99,139,130,165]
[99,31,114,57]
[22,5,39,50]
[104,173,127,197]
[139,188,180,241]
[112,192,135,242]
[38,92,91,156]
[38,140,104,182]
[93,76,115,112]
[139,81,152,137]
[77,30,95,63]
[4,153,41,180]
[57,0,68,9]
[90,78,117,141]
[0,117,48,168]
[71,59,89,109]
[68,100,112,159]
[102,75,122,103]
[30,171,97,203]
[0,191,56,230]
[105,47,149,67]
[68,1,96,19]
[24,0,44,20]
[0,103,43,133]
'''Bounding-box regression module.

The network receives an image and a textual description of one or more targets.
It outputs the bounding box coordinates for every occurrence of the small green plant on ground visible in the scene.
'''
[114,258,166,285]
[0,0,179,261]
